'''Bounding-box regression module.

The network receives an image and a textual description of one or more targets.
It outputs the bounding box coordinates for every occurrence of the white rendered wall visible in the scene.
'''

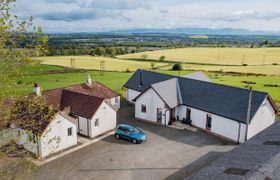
[135,88,168,124]
[126,89,141,103]
[175,105,246,142]
[248,98,275,139]
[40,114,77,158]
[110,96,121,108]
[89,101,117,138]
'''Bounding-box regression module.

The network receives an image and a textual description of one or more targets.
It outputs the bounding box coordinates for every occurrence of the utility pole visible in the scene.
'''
[100,60,105,76]
[70,58,76,69]
[263,55,266,65]
[245,87,253,141]
[217,48,220,60]
[242,54,245,65]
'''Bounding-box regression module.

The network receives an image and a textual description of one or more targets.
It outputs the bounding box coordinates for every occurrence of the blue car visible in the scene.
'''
[115,124,147,144]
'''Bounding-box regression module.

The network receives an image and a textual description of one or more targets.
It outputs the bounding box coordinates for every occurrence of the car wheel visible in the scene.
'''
[115,134,120,139]
[132,139,137,144]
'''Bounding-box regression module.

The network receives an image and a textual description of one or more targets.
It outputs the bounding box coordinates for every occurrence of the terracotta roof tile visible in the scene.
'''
[64,82,118,99]
[60,90,104,119]
[9,81,117,134]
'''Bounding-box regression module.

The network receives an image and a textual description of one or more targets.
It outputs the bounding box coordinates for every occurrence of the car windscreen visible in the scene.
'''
[130,128,141,134]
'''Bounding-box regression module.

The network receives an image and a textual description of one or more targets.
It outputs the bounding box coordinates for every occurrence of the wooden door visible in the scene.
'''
[157,108,162,123]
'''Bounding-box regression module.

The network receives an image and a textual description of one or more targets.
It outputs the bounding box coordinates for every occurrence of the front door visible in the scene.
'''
[157,108,162,123]
[206,114,212,131]
[78,117,89,136]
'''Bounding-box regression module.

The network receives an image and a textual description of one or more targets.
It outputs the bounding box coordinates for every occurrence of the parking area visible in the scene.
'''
[33,101,235,180]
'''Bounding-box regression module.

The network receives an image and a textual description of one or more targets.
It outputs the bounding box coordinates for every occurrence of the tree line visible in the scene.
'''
[47,45,142,57]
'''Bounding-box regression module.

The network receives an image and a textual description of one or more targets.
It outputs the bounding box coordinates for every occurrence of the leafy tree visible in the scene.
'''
[159,55,166,61]
[0,0,48,128]
[95,47,105,56]
[9,96,58,133]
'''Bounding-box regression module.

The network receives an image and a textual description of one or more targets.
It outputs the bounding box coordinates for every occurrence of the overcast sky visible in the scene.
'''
[14,0,280,33]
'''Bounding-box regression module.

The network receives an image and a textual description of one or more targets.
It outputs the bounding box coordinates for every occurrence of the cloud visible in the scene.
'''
[210,11,280,22]
[44,0,149,10]
[159,9,168,14]
[39,9,127,22]
[14,0,280,32]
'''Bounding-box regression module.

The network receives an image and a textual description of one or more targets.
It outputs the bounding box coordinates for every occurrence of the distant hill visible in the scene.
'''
[108,28,280,36]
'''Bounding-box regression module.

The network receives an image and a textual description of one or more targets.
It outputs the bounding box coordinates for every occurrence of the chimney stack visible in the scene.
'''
[33,82,41,96]
[86,74,92,86]
[139,70,143,87]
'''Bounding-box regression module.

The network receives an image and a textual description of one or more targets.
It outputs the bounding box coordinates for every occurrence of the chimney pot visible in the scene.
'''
[86,74,92,86]
[139,70,143,87]
[33,82,41,96]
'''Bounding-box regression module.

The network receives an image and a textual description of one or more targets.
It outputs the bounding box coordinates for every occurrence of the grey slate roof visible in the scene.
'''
[189,121,280,180]
[126,69,275,124]
[183,71,211,82]
[124,69,174,92]
[151,78,181,108]
[178,77,268,123]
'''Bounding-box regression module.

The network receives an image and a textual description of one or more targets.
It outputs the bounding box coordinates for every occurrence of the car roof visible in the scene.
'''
[117,124,137,130]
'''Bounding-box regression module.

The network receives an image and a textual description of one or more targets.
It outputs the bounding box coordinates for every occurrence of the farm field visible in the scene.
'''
[117,47,280,65]
[179,64,280,75]
[41,55,280,75]
[40,56,167,72]
[14,64,280,107]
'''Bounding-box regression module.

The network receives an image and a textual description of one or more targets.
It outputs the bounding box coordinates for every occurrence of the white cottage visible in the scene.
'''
[125,70,279,143]
[12,112,77,159]
[42,76,120,138]
[10,76,120,158]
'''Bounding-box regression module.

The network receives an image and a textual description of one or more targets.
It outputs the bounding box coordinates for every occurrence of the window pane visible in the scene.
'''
[95,119,99,127]
[68,127,72,136]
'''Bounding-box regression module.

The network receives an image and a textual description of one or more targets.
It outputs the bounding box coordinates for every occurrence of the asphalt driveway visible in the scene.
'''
[32,101,235,180]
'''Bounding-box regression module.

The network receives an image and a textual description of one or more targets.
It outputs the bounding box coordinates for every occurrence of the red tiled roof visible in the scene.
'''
[42,88,63,107]
[41,82,119,119]
[60,90,104,119]
[64,82,119,99]
[58,112,78,126]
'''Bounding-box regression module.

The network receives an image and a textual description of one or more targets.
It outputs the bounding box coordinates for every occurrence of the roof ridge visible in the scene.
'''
[42,83,85,93]
[178,76,268,94]
[62,89,105,100]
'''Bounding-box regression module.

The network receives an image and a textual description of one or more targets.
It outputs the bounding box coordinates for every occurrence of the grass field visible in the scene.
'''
[118,47,280,65]
[13,64,280,107]
[40,55,280,75]
[40,56,168,72]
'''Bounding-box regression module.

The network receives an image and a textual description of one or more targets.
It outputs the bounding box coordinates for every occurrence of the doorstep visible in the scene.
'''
[32,131,114,166]
[168,121,198,132]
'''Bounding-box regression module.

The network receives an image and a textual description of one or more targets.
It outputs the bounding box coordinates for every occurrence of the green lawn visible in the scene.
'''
[13,64,280,106]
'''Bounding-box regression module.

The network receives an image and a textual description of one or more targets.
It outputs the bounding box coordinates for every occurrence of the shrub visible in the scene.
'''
[150,62,155,69]
[242,64,248,66]
[125,68,131,73]
[159,56,166,62]
[172,63,182,70]
[272,63,278,65]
